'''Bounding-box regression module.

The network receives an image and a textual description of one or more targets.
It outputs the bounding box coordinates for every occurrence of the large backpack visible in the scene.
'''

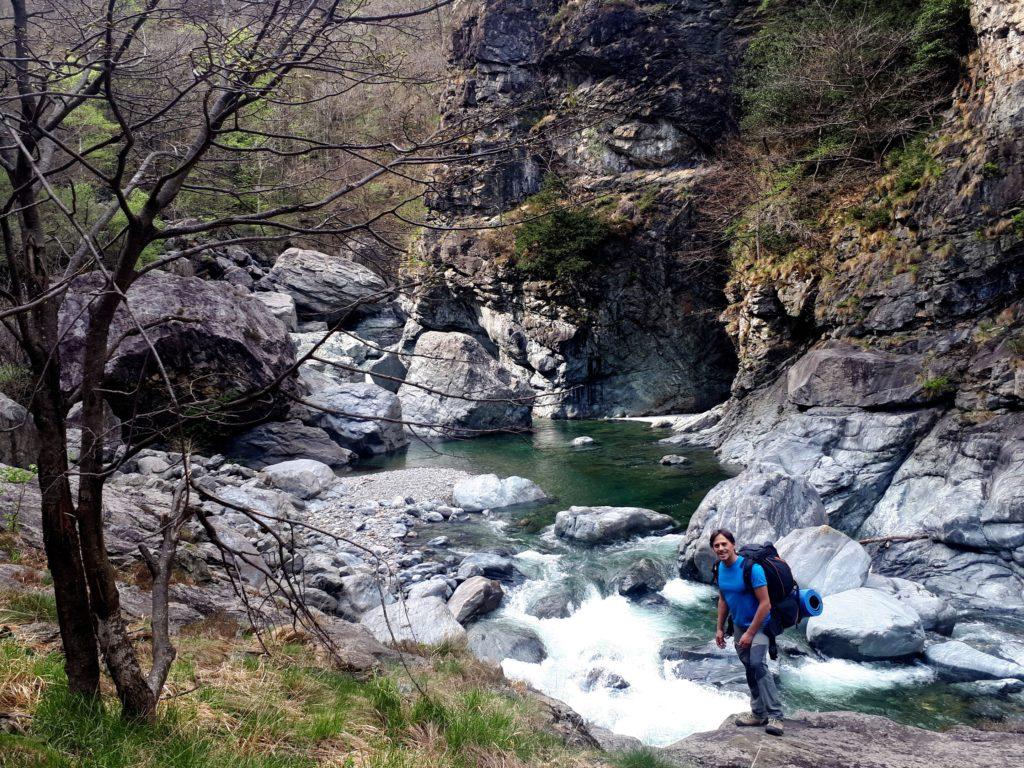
[714,542,801,638]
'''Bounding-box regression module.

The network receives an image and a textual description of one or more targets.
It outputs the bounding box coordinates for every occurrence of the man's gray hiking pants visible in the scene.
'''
[734,627,783,719]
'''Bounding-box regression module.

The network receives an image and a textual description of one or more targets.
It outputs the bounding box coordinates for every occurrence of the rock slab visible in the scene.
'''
[805,588,925,660]
[555,506,675,545]
[776,525,870,596]
[452,473,548,511]
[360,596,466,646]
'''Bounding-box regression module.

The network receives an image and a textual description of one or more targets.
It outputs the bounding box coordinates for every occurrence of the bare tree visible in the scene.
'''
[0,0,540,721]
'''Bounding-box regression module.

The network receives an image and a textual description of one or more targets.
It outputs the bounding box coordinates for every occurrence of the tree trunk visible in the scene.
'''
[31,373,100,697]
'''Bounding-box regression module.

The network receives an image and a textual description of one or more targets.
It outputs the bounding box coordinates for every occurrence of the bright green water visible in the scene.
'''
[364,418,734,531]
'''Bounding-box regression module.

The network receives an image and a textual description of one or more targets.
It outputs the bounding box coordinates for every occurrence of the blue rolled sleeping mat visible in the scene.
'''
[799,588,824,618]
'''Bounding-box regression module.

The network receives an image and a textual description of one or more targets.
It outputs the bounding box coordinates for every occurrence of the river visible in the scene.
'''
[362,419,1024,745]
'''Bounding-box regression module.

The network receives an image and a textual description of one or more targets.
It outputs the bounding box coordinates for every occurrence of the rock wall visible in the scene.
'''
[404,0,752,417]
[673,1,1024,610]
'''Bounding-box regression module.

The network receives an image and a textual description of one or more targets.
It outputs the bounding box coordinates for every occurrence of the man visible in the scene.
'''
[711,528,784,736]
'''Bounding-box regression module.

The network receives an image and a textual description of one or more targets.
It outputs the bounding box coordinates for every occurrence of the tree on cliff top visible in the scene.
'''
[0,0,508,722]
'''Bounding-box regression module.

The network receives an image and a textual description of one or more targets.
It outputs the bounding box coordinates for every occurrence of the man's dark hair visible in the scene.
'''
[709,528,735,547]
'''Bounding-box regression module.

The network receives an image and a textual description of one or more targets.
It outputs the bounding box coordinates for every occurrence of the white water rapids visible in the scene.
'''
[483,539,937,747]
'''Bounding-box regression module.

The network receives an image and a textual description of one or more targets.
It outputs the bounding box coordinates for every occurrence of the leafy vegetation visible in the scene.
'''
[0,364,33,405]
[921,375,955,399]
[0,465,36,485]
[512,178,613,281]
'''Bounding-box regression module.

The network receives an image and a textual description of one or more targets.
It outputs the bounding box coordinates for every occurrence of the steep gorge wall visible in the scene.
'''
[674,1,1024,611]
[405,0,753,417]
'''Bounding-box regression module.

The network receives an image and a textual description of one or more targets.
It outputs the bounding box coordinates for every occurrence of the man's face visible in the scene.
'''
[712,535,735,561]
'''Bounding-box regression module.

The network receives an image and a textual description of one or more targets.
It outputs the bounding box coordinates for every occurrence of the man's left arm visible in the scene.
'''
[738,585,771,650]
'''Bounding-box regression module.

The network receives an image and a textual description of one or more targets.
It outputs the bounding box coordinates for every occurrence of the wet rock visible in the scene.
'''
[580,667,630,692]
[924,640,1024,683]
[259,459,336,499]
[679,464,827,582]
[776,526,870,596]
[555,506,675,545]
[666,647,747,689]
[660,454,692,466]
[360,596,466,646]
[307,382,408,456]
[806,588,925,660]
[0,394,38,469]
[456,552,516,581]
[447,576,503,623]
[467,621,547,664]
[452,473,548,511]
[365,352,406,393]
[572,436,595,446]
[398,331,532,438]
[526,585,578,619]
[254,291,298,331]
[263,247,387,323]
[224,420,355,469]
[614,557,667,598]
[950,622,1024,667]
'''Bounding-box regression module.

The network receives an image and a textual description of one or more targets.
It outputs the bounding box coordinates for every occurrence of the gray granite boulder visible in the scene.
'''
[224,420,355,469]
[555,506,675,545]
[360,597,466,646]
[526,585,578,619]
[59,271,296,429]
[216,485,296,522]
[365,352,406,392]
[264,247,387,323]
[678,464,826,582]
[456,553,516,581]
[776,526,870,596]
[398,331,532,438]
[805,588,925,660]
[787,343,928,408]
[467,621,547,664]
[0,394,39,469]
[307,382,408,456]
[259,459,336,499]
[452,473,548,511]
[447,576,503,623]
[924,640,1024,682]
[254,291,298,331]
[863,574,956,634]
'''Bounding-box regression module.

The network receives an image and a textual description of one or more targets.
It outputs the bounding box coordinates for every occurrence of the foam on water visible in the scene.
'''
[497,583,746,746]
[786,657,936,694]
[662,578,717,607]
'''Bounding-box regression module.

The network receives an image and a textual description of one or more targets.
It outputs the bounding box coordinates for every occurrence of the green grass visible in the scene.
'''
[0,590,58,623]
[921,375,955,399]
[610,747,676,768]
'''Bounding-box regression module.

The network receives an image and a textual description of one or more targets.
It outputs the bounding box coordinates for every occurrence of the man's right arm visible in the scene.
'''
[715,595,728,648]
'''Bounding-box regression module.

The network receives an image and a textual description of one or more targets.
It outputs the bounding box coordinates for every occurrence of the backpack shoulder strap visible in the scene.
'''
[741,556,755,592]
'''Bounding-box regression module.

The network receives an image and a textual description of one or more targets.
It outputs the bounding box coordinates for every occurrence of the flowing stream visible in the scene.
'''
[362,419,1024,745]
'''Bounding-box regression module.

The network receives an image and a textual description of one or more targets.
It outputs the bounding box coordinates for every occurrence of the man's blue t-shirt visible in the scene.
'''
[718,555,768,629]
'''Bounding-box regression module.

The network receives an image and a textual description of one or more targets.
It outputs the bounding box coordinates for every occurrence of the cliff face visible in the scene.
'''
[405,0,752,417]
[675,1,1024,611]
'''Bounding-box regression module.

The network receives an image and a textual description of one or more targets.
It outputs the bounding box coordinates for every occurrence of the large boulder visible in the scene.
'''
[306,382,408,456]
[924,640,1024,683]
[398,331,532,438]
[452,474,548,511]
[59,271,296,429]
[0,393,39,468]
[456,552,516,581]
[863,574,957,634]
[554,506,675,545]
[259,459,336,499]
[263,248,387,323]
[776,526,870,596]
[787,343,929,408]
[467,621,547,664]
[224,420,355,469]
[678,464,827,582]
[447,576,503,623]
[292,330,374,387]
[360,596,466,646]
[805,588,925,660]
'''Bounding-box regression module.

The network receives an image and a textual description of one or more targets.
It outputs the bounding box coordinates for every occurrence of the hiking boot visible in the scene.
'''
[765,717,784,736]
[734,712,768,727]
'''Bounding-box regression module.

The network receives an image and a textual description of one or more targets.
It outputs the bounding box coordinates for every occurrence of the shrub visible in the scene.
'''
[512,177,613,281]
[921,375,955,399]
[740,0,970,164]
[0,363,33,405]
